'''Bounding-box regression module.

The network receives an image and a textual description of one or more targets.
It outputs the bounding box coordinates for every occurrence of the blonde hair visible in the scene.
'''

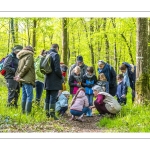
[73,66,81,73]
[98,73,107,81]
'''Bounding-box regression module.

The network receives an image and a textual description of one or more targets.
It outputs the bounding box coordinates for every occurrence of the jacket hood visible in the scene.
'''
[77,90,85,98]
[17,50,34,59]
[123,62,135,73]
[48,48,58,54]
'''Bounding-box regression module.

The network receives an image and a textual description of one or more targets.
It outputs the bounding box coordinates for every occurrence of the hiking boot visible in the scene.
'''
[50,112,59,120]
[25,101,32,115]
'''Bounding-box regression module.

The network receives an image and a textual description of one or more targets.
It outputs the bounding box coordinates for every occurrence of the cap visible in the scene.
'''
[12,45,23,52]
[77,55,83,62]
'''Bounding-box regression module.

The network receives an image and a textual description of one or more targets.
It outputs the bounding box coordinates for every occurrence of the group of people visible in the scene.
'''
[2,43,136,122]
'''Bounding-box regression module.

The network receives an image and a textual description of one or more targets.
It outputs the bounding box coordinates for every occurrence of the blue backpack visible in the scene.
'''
[0,54,13,76]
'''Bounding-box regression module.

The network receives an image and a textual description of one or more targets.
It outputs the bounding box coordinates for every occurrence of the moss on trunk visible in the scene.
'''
[135,73,150,104]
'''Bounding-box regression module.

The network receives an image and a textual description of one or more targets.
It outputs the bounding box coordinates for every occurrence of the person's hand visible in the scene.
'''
[14,76,20,82]
[121,94,126,98]
[89,106,94,109]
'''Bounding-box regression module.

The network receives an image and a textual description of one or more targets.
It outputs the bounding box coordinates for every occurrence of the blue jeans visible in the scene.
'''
[86,94,93,116]
[22,84,33,102]
[35,81,44,101]
[70,107,89,116]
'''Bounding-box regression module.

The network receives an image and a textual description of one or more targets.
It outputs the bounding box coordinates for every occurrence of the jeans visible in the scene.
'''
[6,79,20,106]
[22,84,33,102]
[86,94,93,116]
[70,107,89,117]
[35,81,44,101]
[59,106,68,115]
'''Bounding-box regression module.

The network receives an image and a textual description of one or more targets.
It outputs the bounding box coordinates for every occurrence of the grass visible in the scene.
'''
[97,90,150,132]
[1,75,150,132]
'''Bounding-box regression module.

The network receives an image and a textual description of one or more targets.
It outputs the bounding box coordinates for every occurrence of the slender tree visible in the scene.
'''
[10,18,16,45]
[62,18,68,65]
[32,18,37,52]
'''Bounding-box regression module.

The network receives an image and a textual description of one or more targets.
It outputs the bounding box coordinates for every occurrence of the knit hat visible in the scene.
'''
[92,85,104,92]
[12,45,23,52]
[77,55,83,62]
[23,46,34,52]
[62,91,70,95]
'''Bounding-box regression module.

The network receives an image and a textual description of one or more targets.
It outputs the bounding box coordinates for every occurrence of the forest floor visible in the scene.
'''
[1,113,108,133]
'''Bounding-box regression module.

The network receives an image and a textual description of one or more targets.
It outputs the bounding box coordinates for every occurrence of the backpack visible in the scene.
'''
[0,54,13,76]
[40,53,53,74]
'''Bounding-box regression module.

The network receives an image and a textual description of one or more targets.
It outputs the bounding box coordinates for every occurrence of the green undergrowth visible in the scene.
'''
[98,91,150,132]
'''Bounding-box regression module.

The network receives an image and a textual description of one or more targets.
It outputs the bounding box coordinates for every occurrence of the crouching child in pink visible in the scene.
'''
[70,88,89,122]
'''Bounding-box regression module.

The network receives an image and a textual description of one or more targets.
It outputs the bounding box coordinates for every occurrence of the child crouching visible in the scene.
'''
[70,88,89,122]
[56,91,70,116]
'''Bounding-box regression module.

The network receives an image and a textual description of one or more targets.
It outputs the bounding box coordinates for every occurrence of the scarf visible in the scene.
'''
[98,63,110,82]
[72,72,82,82]
[85,72,94,78]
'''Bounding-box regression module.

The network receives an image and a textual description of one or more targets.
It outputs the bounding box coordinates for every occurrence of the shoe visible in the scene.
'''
[76,118,83,122]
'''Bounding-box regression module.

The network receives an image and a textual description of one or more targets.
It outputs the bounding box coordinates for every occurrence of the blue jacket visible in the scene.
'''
[97,80,109,93]
[82,73,97,95]
[116,81,127,99]
[55,94,68,111]
[122,62,136,90]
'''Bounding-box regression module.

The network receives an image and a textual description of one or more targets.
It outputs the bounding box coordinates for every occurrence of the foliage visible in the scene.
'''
[98,89,150,132]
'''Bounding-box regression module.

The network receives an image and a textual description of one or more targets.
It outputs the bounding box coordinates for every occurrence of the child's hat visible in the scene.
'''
[62,91,70,95]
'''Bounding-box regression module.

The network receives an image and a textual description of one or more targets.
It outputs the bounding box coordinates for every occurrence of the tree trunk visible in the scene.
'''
[103,18,110,64]
[135,18,150,104]
[27,19,31,45]
[7,19,11,55]
[10,18,16,45]
[32,18,37,52]
[15,18,18,44]
[111,18,117,72]
[62,18,68,65]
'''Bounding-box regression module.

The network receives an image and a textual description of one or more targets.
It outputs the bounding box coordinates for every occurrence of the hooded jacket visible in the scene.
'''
[70,90,89,111]
[15,50,35,86]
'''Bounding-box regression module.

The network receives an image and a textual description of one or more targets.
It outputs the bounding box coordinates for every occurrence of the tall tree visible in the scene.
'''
[32,18,37,52]
[135,18,150,104]
[10,18,16,45]
[103,18,110,64]
[62,18,68,65]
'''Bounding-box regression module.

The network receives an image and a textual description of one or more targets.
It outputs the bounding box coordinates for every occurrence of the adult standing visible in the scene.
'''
[34,50,47,105]
[68,55,88,80]
[119,62,136,103]
[3,45,23,107]
[44,44,62,120]
[97,60,117,96]
[14,46,35,114]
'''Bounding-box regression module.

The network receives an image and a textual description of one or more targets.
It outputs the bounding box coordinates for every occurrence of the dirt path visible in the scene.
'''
[1,114,108,133]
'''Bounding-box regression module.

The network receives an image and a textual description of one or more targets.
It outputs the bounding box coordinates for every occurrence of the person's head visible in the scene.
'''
[60,63,68,77]
[62,91,70,99]
[98,73,107,81]
[117,74,124,83]
[119,64,127,74]
[40,50,47,56]
[23,46,34,52]
[86,66,94,76]
[73,66,81,75]
[98,60,106,69]
[92,85,104,97]
[76,55,83,66]
[51,43,59,52]
[12,45,23,54]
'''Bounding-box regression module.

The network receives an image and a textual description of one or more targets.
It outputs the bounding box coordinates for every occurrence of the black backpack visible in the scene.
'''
[40,53,53,74]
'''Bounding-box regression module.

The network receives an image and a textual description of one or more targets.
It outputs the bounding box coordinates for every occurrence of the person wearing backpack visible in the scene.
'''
[2,45,23,107]
[44,44,62,120]
[14,46,35,114]
[34,50,47,105]
[90,85,121,116]
[97,60,117,96]
[68,55,88,80]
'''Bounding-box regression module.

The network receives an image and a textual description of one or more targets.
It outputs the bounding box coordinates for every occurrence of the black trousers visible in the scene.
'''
[6,79,20,105]
[45,90,58,111]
